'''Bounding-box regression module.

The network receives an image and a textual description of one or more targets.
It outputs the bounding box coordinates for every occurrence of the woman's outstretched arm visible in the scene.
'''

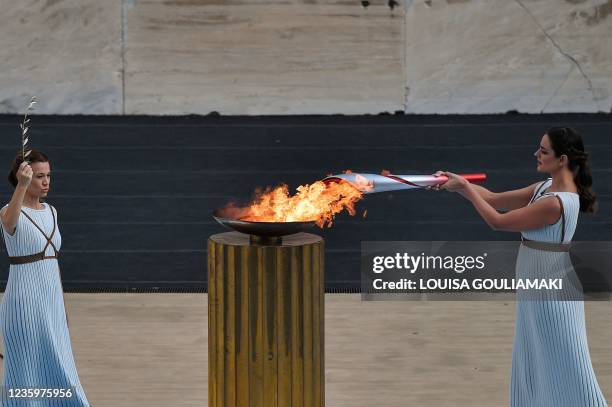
[437,171,561,232]
[432,171,538,211]
[1,162,32,235]
[462,184,561,232]
[468,183,539,211]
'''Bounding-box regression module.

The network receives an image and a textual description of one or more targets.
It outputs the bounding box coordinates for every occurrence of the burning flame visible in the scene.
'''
[221,174,372,227]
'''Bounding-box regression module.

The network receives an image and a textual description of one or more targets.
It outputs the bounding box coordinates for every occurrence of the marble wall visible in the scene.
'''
[124,0,404,115]
[0,0,610,115]
[404,0,612,113]
[0,0,122,114]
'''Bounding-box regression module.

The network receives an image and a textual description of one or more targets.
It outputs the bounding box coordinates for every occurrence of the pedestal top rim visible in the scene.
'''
[210,231,323,246]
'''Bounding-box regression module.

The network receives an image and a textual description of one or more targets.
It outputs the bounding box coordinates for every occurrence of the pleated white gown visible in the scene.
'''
[0,203,90,406]
[511,179,608,406]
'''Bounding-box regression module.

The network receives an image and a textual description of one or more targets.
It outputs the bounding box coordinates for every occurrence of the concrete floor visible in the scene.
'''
[0,294,610,407]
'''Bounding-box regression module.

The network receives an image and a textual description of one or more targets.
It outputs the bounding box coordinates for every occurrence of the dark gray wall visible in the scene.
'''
[0,114,610,291]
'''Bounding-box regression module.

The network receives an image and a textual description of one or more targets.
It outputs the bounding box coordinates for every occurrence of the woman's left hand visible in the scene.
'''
[432,171,469,192]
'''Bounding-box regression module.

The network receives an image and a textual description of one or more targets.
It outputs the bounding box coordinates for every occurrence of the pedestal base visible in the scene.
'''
[208,232,325,407]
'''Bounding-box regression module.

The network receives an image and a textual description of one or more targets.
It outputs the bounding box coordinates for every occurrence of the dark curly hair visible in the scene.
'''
[546,127,597,213]
[8,150,50,188]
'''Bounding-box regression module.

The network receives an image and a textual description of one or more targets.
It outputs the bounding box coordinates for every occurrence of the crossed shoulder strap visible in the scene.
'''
[554,194,566,243]
[539,192,566,243]
[527,179,566,243]
[20,204,59,256]
[529,178,552,205]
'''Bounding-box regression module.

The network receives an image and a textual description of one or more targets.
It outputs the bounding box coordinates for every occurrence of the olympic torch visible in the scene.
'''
[323,172,487,194]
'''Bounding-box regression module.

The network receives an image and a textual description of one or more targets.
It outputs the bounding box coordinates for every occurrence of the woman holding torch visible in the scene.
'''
[433,127,607,406]
[0,151,90,406]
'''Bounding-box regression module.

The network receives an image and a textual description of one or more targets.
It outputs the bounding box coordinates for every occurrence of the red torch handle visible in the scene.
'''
[459,173,487,183]
[435,173,487,184]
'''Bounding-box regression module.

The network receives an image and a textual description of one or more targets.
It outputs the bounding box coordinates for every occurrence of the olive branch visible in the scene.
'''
[19,96,37,163]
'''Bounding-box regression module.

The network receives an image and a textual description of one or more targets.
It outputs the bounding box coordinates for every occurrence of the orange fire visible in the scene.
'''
[221,173,371,227]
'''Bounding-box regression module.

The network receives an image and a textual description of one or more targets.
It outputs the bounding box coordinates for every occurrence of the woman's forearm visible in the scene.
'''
[467,184,495,203]
[461,184,502,229]
[2,185,27,233]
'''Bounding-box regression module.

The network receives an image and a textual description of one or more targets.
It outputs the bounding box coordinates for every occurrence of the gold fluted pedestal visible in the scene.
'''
[208,232,325,407]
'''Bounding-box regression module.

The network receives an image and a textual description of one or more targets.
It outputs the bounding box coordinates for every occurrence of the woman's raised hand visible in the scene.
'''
[17,161,32,188]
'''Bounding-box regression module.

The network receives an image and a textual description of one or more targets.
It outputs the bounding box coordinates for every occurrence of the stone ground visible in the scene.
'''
[0,294,610,407]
